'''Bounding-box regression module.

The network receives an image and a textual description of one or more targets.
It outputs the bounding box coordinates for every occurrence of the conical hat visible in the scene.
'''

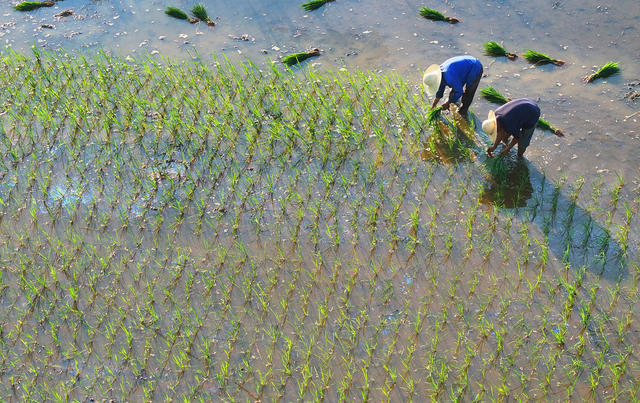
[422,64,442,99]
[482,110,497,142]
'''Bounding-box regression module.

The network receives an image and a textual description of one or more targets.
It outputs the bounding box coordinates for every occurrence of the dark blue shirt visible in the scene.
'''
[495,98,540,139]
[435,56,483,103]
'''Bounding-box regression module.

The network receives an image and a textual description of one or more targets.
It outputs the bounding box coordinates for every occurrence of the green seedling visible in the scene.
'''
[13,1,53,11]
[301,0,335,11]
[480,86,509,105]
[484,41,517,59]
[165,6,189,19]
[523,49,565,66]
[282,49,321,66]
[419,8,459,23]
[536,117,564,136]
[192,4,216,26]
[584,62,620,83]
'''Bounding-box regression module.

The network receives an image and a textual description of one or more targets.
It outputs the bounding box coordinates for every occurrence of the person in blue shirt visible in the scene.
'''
[422,55,483,116]
[482,98,564,157]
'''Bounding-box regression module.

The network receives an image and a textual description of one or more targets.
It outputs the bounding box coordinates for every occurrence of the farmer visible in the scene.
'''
[422,55,483,116]
[483,98,564,157]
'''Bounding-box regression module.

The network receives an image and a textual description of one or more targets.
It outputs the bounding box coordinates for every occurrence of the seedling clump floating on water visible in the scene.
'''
[480,86,509,105]
[165,6,189,20]
[484,41,517,60]
[523,49,565,66]
[192,4,216,26]
[13,1,54,11]
[584,62,620,83]
[419,8,459,23]
[537,117,564,136]
[282,49,321,66]
[301,0,335,11]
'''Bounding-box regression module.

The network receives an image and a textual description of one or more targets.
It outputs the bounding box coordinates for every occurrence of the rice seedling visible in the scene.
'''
[536,117,564,136]
[191,3,216,26]
[523,49,565,66]
[282,49,321,66]
[480,86,509,105]
[419,7,459,23]
[584,61,620,83]
[484,41,517,59]
[301,0,335,11]
[13,1,54,11]
[165,6,189,20]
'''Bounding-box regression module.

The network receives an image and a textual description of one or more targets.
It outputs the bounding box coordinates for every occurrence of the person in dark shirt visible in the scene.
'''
[483,98,564,157]
[422,55,483,116]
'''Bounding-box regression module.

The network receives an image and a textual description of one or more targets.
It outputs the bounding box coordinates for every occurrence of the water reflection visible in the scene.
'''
[481,156,533,208]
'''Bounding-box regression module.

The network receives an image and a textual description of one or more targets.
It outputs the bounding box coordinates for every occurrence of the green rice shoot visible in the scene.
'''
[523,49,565,66]
[282,49,321,66]
[191,4,208,21]
[485,155,508,182]
[165,6,188,19]
[584,61,620,83]
[480,86,509,105]
[13,1,53,11]
[301,0,335,11]
[419,7,459,23]
[484,41,517,59]
[537,117,564,136]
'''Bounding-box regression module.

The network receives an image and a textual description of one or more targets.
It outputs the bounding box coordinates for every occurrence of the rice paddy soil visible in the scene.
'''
[0,0,639,401]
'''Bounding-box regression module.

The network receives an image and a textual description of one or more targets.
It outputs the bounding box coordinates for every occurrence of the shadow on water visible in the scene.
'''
[426,109,628,282]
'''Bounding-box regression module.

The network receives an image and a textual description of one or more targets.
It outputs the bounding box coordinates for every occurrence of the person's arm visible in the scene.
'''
[499,136,519,156]
[431,97,441,109]
[487,136,500,157]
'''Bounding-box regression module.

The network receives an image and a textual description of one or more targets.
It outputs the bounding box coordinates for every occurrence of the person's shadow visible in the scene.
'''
[423,108,628,282]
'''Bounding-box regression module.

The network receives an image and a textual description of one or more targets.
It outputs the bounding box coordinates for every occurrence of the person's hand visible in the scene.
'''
[441,102,450,111]
[487,147,494,157]
[554,129,565,137]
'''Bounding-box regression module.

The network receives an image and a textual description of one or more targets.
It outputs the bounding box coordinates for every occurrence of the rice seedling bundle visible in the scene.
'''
[192,3,216,26]
[523,49,565,66]
[480,86,509,105]
[536,117,564,136]
[584,61,620,83]
[301,0,335,11]
[419,7,459,23]
[13,1,54,11]
[282,48,321,66]
[485,155,508,182]
[484,41,517,59]
[165,6,188,19]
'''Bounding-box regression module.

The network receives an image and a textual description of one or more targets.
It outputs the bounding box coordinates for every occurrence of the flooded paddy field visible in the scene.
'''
[0,0,639,401]
[0,50,637,401]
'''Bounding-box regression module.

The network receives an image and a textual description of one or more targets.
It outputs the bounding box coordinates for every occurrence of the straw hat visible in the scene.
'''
[422,64,442,99]
[482,110,498,142]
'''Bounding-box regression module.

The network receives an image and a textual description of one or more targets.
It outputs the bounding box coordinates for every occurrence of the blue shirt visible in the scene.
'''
[435,56,483,103]
[495,98,540,138]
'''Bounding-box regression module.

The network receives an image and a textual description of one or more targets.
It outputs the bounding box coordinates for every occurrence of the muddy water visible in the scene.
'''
[3,0,639,184]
